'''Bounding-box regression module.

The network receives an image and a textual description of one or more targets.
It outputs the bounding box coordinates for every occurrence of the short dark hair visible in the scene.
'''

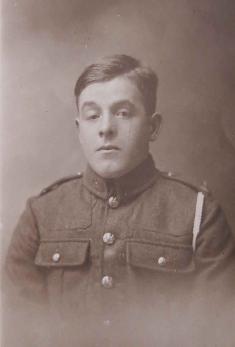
[74,54,158,116]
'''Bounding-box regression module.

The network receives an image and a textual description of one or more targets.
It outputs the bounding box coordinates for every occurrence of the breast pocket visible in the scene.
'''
[126,239,195,273]
[34,239,90,304]
[35,239,90,267]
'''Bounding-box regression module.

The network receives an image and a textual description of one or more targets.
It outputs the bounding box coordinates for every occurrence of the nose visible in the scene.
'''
[98,113,116,138]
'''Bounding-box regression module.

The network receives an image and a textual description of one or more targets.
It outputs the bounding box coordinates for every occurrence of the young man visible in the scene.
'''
[5,55,235,346]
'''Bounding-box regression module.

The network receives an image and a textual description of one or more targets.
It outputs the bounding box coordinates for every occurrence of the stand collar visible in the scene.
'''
[82,155,158,203]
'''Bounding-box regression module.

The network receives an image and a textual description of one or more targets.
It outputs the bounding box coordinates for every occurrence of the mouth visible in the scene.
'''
[97,145,120,152]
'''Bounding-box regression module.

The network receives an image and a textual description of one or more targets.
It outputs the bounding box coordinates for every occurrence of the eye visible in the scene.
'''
[116,109,130,118]
[88,113,99,120]
[84,111,100,120]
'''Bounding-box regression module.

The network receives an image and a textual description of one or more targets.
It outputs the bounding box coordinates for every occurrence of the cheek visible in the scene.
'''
[78,126,92,145]
[121,122,149,148]
[78,135,92,156]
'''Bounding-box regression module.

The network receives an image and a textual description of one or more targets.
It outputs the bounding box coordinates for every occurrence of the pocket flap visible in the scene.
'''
[35,239,90,267]
[127,240,194,273]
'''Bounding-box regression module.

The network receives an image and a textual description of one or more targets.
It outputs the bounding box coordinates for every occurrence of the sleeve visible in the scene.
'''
[194,193,235,295]
[4,198,47,303]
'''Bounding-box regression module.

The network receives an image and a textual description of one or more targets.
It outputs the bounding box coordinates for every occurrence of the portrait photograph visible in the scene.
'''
[1,1,235,346]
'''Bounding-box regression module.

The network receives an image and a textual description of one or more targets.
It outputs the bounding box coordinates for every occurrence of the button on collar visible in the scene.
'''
[108,196,119,208]
[52,252,61,262]
[83,156,157,201]
[101,275,113,288]
[103,232,115,245]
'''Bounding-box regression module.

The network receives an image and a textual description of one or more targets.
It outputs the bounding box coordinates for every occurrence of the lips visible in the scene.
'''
[97,145,120,151]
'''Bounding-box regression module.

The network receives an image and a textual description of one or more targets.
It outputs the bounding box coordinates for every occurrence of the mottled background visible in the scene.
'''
[2,0,235,255]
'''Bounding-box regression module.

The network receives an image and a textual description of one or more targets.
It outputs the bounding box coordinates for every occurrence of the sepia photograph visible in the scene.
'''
[1,1,235,346]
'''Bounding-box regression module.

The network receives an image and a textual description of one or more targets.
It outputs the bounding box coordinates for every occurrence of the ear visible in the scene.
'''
[149,113,162,141]
[75,117,79,128]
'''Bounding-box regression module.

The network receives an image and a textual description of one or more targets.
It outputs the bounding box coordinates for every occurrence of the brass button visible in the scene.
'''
[108,196,119,208]
[77,172,83,178]
[52,252,61,262]
[158,256,166,266]
[101,275,113,288]
[103,232,115,245]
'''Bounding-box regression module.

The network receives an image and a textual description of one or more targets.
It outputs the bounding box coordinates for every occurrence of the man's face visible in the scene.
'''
[77,76,155,178]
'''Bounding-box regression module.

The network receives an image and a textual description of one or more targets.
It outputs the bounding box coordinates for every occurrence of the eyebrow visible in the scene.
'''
[80,99,136,112]
[81,101,100,110]
[110,100,136,110]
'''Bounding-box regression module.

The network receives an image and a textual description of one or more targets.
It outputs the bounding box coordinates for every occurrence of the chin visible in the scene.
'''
[94,164,127,179]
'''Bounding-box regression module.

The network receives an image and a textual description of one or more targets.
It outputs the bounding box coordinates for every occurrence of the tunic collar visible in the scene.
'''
[82,155,158,203]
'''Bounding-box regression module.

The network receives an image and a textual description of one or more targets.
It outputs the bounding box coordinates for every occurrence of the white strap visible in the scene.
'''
[192,192,205,252]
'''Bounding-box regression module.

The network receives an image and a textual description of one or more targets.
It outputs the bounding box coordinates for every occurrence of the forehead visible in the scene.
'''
[78,76,144,109]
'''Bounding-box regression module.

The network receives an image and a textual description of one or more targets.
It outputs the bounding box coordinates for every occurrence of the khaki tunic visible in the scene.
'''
[5,156,235,346]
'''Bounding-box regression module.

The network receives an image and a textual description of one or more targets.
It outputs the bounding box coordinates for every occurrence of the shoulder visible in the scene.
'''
[157,170,209,195]
[28,172,84,209]
[27,172,86,225]
[156,170,227,227]
[38,172,83,196]
[151,169,212,216]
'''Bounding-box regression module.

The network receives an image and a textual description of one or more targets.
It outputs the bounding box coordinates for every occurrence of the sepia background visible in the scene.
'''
[2,0,235,257]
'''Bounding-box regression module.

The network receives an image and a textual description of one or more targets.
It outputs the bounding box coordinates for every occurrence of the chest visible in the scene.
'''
[35,190,196,284]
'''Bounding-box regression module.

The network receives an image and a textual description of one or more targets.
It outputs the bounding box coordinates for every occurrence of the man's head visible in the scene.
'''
[75,55,158,116]
[74,54,161,179]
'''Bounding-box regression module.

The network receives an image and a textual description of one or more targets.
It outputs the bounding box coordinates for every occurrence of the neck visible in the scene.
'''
[83,155,158,203]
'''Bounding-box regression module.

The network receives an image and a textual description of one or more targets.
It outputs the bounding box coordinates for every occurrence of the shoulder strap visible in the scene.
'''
[160,171,209,194]
[39,172,83,196]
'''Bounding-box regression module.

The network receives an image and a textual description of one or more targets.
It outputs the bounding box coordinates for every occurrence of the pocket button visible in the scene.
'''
[158,256,166,266]
[52,252,61,262]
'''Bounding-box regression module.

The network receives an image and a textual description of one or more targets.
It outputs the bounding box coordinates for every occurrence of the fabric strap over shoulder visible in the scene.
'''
[160,171,208,253]
[192,191,205,252]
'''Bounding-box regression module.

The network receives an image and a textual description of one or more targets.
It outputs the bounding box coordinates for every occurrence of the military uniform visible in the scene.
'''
[5,156,235,346]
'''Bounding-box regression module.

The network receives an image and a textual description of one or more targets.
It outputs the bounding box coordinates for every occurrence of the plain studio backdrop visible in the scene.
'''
[1,0,235,256]
[1,1,235,346]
